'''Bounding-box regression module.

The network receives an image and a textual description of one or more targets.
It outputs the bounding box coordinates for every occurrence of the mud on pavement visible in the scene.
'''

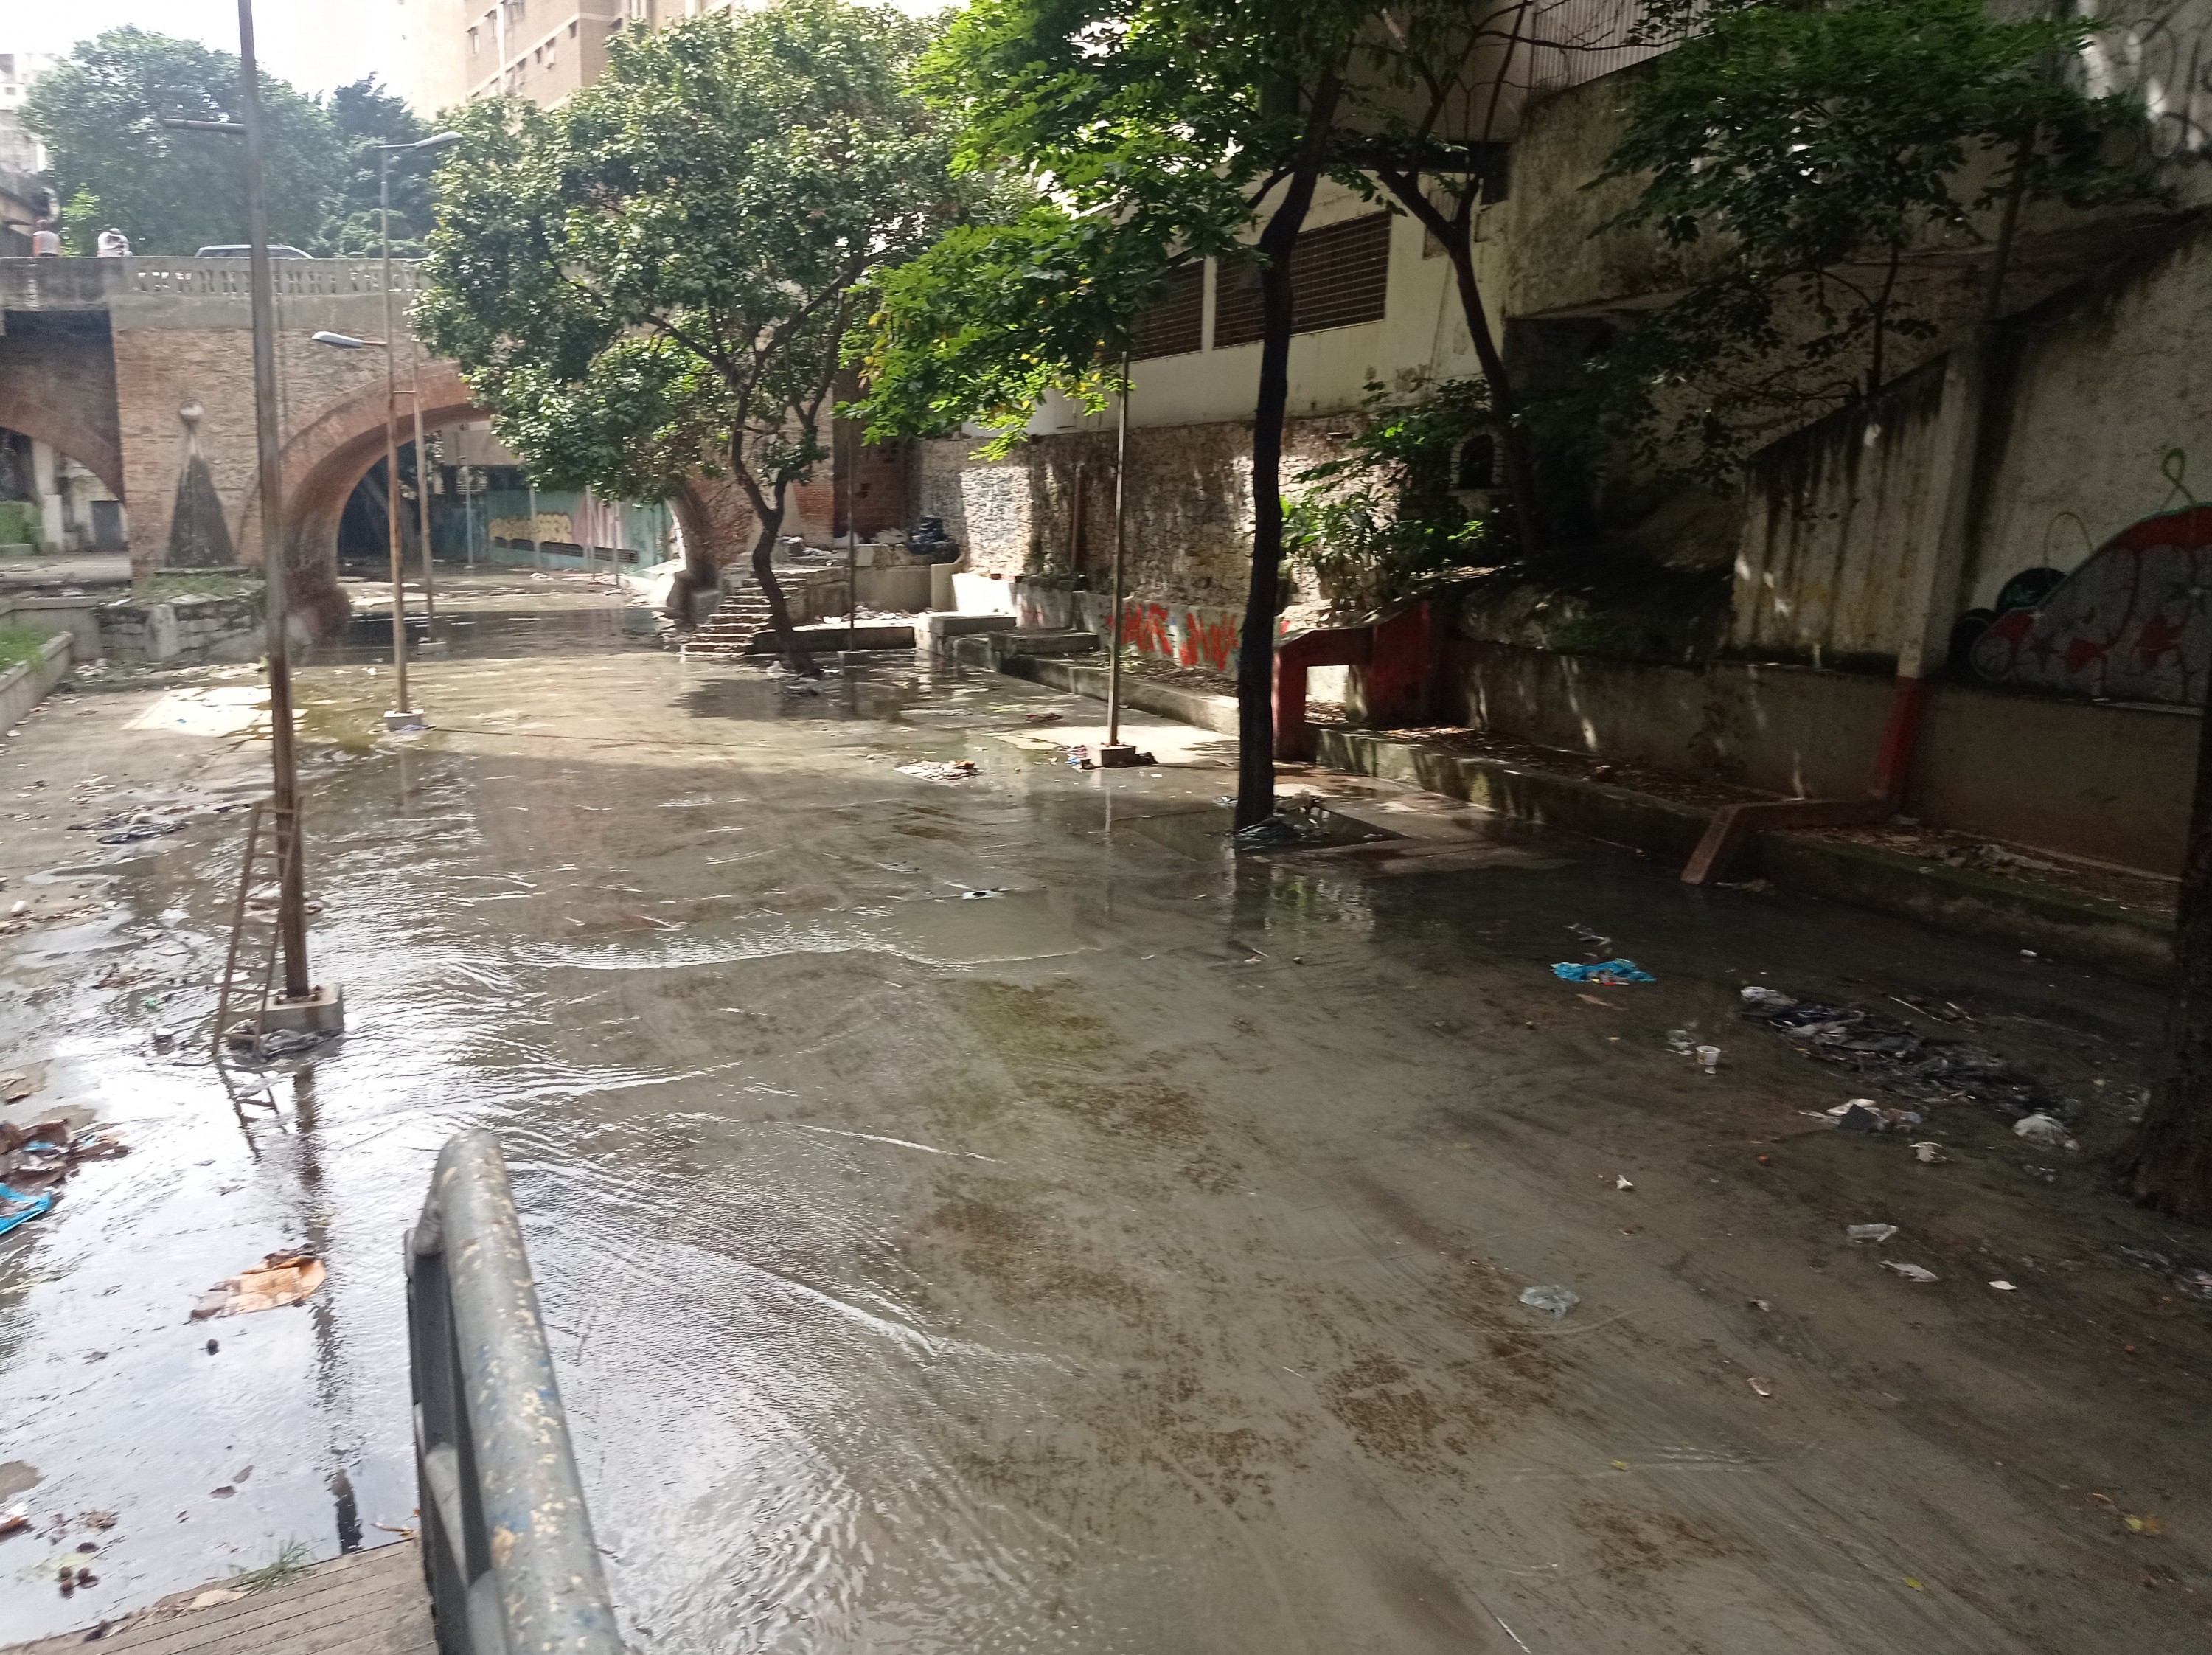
[1,590,2208,1651]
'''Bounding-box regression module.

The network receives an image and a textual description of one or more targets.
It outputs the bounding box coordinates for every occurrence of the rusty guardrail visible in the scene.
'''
[406,1130,620,1654]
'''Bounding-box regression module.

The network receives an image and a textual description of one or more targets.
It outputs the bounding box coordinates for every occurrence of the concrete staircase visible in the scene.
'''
[684,588,779,655]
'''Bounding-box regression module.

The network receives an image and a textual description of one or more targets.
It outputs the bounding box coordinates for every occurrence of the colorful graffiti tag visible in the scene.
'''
[1969,504,2212,704]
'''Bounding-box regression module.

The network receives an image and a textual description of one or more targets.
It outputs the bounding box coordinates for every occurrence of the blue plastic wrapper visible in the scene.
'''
[1551,959,1657,985]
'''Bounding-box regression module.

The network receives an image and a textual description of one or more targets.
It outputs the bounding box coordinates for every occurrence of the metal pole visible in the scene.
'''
[1107,350,1130,750]
[382,153,411,715]
[237,0,311,1002]
[843,412,857,652]
[412,345,435,626]
[528,479,541,570]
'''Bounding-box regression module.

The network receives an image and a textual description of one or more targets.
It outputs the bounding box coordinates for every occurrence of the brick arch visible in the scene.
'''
[0,382,125,499]
[240,364,482,637]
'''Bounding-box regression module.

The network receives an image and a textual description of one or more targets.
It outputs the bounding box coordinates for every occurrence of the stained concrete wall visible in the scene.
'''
[915,415,1353,612]
[1965,230,2212,611]
[1446,639,2193,875]
[1726,364,1952,669]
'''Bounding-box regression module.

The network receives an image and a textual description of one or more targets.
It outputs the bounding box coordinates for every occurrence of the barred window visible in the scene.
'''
[1130,263,1204,361]
[1213,213,1391,349]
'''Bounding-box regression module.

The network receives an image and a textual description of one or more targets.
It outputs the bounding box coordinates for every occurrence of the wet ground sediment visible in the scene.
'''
[1,579,2208,1651]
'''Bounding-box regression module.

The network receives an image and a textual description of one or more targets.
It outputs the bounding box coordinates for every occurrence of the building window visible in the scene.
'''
[467,26,479,54]
[1130,263,1203,361]
[568,18,577,33]
[1211,212,1391,349]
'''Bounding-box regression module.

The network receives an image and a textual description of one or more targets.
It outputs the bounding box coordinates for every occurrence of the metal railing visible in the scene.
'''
[0,255,424,311]
[407,1131,622,1655]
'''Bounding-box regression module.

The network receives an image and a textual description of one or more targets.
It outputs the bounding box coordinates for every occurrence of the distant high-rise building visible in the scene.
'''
[0,51,59,176]
[407,1,754,113]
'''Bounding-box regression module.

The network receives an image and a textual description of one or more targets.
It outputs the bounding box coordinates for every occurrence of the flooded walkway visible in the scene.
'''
[1,582,2208,1651]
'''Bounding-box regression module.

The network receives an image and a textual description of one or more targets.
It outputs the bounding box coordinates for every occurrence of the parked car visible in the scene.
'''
[192,244,313,258]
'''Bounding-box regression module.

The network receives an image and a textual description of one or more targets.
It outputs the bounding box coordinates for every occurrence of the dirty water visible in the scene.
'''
[0,589,2208,1651]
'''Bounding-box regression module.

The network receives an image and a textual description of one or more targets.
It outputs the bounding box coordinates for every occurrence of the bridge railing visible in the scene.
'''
[407,1129,622,1655]
[0,255,423,310]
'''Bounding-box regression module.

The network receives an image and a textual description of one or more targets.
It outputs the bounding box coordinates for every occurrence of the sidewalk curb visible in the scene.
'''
[1320,726,2173,986]
[967,637,2174,985]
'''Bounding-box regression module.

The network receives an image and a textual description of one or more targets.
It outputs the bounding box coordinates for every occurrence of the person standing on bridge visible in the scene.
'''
[96,227,130,258]
[31,220,60,257]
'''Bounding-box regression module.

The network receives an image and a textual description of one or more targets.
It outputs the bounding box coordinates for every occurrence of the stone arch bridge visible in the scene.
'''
[1,255,894,631]
[0,255,481,632]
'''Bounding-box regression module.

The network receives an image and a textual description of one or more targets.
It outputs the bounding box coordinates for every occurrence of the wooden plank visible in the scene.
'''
[4,1541,434,1655]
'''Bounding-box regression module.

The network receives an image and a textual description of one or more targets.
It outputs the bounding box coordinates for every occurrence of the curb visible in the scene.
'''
[1318,726,2172,986]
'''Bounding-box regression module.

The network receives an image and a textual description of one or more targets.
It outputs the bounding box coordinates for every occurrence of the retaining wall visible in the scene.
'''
[0,631,73,732]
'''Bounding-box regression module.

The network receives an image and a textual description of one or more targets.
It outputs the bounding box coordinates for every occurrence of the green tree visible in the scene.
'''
[1286,378,1495,622]
[866,0,1388,830]
[417,0,957,667]
[23,27,341,254]
[326,77,432,259]
[1595,0,2152,473]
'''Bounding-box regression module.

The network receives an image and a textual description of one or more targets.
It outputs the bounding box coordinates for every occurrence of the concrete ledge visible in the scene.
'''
[729,622,917,653]
[1318,727,1713,864]
[922,612,1017,655]
[984,644,1241,736]
[1319,726,2172,984]
[0,631,74,732]
[1757,836,2172,985]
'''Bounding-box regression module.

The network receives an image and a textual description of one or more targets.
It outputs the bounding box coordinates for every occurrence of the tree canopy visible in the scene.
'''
[1593,0,2153,471]
[23,29,341,254]
[417,0,959,662]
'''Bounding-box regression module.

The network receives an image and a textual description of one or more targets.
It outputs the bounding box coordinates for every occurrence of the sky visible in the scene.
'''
[13,0,953,104]
[13,1,412,98]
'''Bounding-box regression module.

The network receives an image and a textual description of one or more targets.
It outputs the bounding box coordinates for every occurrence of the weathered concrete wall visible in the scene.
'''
[1446,639,2193,874]
[1725,221,2212,676]
[917,416,1353,611]
[1965,229,2212,612]
[97,591,264,665]
[1726,363,1952,670]
[0,631,71,733]
[0,591,102,660]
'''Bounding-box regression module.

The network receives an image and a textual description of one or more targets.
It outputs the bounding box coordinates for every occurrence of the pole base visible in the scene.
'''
[1097,743,1153,768]
[259,984,346,1036]
[383,708,427,732]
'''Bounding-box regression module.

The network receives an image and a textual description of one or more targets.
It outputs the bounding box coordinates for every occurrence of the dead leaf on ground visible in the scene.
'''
[1576,993,1618,1008]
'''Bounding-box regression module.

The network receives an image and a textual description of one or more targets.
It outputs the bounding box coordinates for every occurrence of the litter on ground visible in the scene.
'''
[1519,1284,1582,1316]
[1551,960,1656,985]
[897,760,978,781]
[190,1251,327,1320]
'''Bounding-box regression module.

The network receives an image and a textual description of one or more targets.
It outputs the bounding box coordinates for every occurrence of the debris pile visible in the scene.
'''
[0,1120,129,1235]
[1737,985,2059,1128]
[897,760,978,781]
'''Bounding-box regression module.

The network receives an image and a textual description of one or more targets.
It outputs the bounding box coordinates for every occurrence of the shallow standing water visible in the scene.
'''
[1,591,2208,1651]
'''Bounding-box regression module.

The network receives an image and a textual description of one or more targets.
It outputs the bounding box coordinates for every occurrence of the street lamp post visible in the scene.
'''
[313,131,459,734]
[162,8,340,1030]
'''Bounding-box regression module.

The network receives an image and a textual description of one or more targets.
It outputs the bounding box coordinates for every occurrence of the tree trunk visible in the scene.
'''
[1377,176,1543,558]
[747,488,815,675]
[665,484,725,625]
[1234,66,1346,831]
[2121,696,2212,1223]
[1439,234,1541,558]
[1234,172,1326,831]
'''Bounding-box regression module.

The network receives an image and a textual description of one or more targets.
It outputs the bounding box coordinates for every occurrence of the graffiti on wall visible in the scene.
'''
[1966,498,2212,704]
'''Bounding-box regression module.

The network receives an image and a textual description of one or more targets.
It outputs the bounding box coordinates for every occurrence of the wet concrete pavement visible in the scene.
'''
[2,580,2209,1651]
